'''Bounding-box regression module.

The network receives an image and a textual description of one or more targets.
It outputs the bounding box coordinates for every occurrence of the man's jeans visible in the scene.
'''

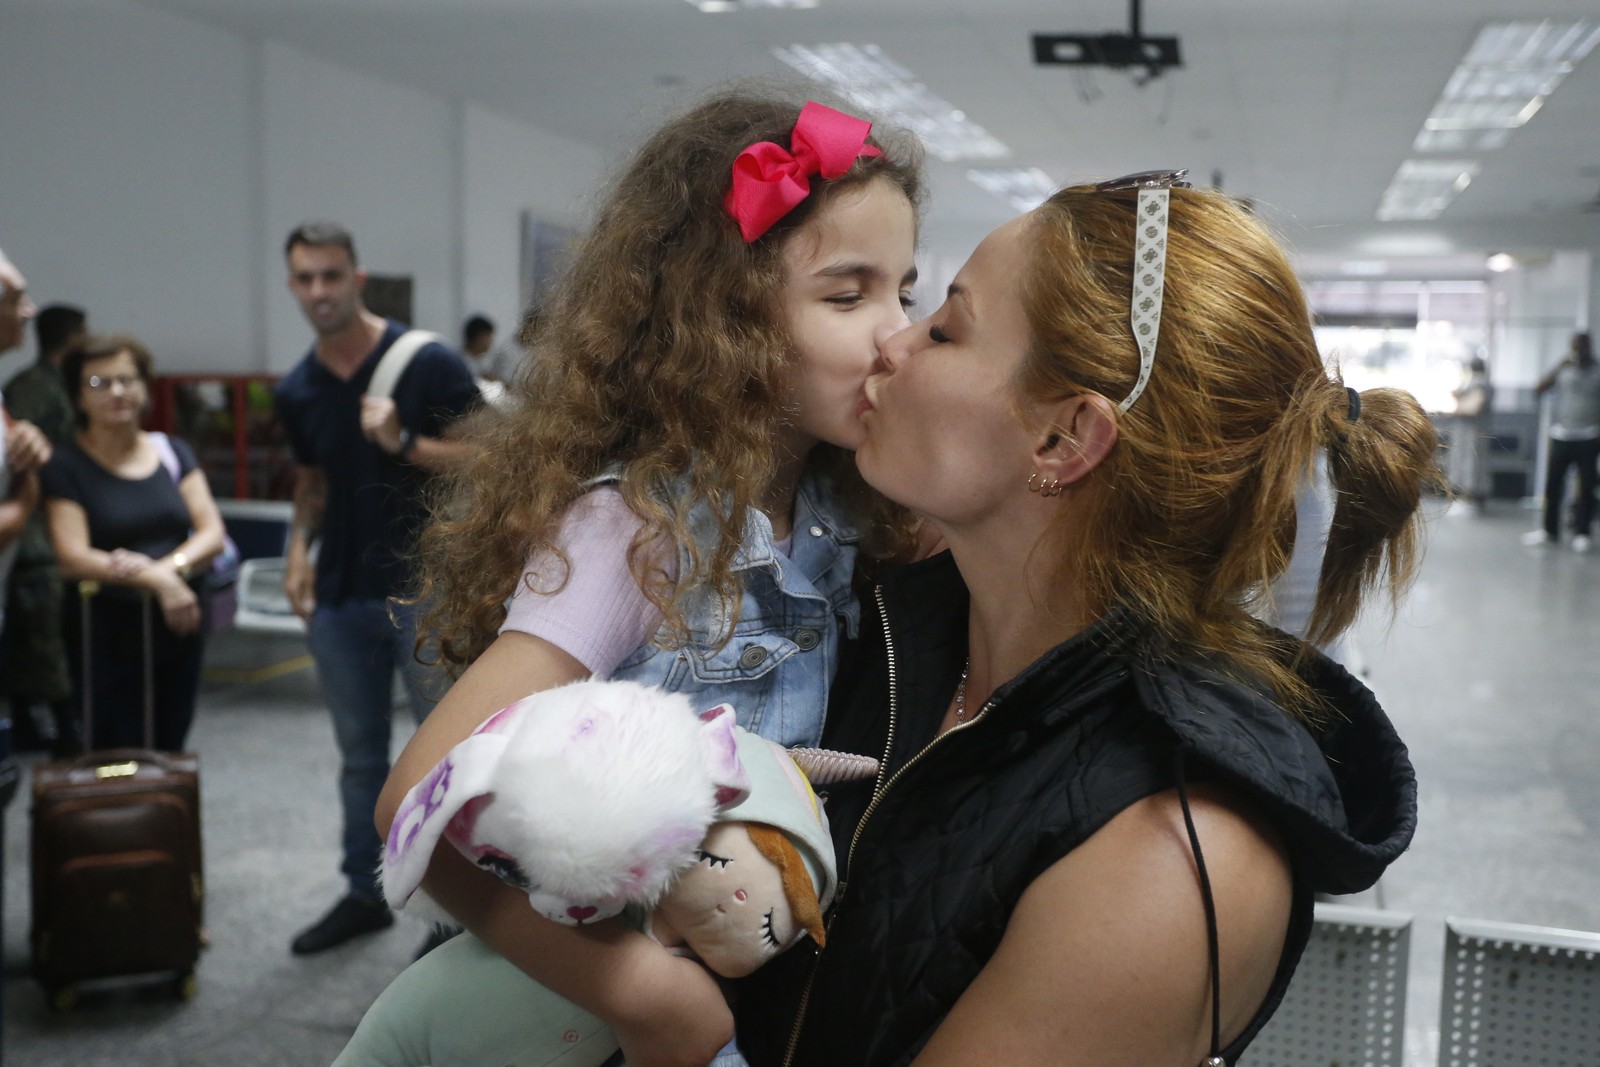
[308,598,444,900]
[1543,436,1600,539]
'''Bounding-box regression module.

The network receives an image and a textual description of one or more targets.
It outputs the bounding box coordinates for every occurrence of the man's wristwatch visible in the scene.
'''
[396,427,417,460]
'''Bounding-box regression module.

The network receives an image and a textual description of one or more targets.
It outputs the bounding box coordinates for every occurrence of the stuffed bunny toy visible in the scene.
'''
[338,679,872,1066]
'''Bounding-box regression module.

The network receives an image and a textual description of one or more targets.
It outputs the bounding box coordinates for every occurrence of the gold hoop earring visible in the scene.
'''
[1027,472,1064,497]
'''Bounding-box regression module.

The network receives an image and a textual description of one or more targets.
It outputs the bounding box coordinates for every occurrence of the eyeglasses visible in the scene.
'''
[1094,169,1190,413]
[84,374,144,392]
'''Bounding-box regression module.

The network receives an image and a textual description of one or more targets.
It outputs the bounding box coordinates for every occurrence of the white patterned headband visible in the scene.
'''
[1093,170,1191,413]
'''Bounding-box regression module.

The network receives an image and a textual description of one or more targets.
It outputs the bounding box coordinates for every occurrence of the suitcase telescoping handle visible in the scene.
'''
[78,581,158,752]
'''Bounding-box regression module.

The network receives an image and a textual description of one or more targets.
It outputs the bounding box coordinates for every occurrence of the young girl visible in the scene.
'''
[367,90,923,1066]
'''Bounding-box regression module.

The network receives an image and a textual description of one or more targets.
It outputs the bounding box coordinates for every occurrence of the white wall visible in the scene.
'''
[1488,251,1592,388]
[461,105,605,346]
[1,0,604,384]
[0,0,256,380]
[258,41,459,373]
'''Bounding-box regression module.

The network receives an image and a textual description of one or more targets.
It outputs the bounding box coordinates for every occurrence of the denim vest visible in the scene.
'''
[604,469,861,751]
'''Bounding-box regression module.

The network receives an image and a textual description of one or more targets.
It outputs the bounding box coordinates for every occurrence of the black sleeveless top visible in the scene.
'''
[734,552,1416,1066]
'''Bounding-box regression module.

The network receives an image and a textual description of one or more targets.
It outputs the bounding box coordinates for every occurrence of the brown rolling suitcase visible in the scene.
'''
[29,583,204,1009]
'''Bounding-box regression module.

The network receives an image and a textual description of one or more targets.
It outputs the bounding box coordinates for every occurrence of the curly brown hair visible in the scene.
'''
[415,88,924,671]
[1018,184,1442,717]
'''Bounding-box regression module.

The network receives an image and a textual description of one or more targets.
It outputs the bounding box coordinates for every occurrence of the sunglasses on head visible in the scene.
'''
[1093,169,1190,413]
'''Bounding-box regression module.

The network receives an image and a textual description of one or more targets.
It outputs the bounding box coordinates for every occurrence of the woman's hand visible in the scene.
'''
[106,548,154,580]
[611,947,733,1067]
[154,565,202,635]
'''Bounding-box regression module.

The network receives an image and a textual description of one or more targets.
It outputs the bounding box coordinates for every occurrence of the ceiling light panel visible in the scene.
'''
[1377,160,1480,222]
[1411,19,1598,153]
[967,167,1058,211]
[773,43,1009,162]
[1465,20,1600,67]
[1392,19,1597,217]
[1413,128,1511,152]
[689,0,817,10]
[1424,97,1544,132]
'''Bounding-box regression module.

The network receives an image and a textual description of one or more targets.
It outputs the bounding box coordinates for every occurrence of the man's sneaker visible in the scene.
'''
[1574,534,1592,553]
[1521,529,1551,547]
[290,894,393,955]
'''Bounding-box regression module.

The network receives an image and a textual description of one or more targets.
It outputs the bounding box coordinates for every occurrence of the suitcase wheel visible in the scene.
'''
[48,987,78,1012]
[175,972,197,1001]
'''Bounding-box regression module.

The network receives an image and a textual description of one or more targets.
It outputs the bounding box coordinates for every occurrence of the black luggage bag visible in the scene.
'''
[29,583,203,1009]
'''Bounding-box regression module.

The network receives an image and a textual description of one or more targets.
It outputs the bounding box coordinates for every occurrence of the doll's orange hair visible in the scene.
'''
[747,823,825,947]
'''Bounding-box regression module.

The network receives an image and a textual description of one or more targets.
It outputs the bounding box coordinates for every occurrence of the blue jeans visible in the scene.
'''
[308,598,444,900]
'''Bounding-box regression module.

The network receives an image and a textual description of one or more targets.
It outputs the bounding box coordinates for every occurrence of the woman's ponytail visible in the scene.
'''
[1308,385,1443,649]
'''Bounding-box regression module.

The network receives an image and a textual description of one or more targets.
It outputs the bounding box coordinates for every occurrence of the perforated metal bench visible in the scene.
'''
[1241,902,1412,1067]
[1438,916,1600,1067]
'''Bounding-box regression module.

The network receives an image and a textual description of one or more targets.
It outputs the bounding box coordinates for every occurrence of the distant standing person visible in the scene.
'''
[2,302,87,754]
[481,307,541,386]
[461,314,495,365]
[1449,356,1494,513]
[274,221,480,956]
[1523,332,1600,551]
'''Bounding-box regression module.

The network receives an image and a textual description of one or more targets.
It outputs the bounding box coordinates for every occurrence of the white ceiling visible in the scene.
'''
[140,0,1600,271]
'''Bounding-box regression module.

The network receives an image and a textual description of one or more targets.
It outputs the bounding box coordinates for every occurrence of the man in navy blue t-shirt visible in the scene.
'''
[273,222,479,956]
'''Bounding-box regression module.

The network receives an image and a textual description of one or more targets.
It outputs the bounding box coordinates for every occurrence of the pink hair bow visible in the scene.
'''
[724,101,882,243]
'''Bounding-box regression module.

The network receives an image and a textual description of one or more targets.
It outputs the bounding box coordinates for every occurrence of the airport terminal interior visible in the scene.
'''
[5,1,1600,1065]
[6,499,1600,1066]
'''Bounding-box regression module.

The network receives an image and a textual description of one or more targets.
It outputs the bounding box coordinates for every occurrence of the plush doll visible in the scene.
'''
[336,679,871,1067]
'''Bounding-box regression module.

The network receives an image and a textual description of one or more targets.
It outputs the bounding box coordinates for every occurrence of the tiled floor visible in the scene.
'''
[3,498,1598,1066]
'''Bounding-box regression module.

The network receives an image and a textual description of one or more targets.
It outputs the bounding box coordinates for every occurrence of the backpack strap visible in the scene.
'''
[150,431,182,484]
[366,329,443,401]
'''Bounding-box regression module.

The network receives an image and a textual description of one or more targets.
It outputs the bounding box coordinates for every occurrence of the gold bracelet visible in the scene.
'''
[171,551,191,579]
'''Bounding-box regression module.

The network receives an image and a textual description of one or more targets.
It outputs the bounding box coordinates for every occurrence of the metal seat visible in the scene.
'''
[1439,916,1600,1067]
[233,557,306,634]
[1242,902,1411,1067]
[215,500,305,634]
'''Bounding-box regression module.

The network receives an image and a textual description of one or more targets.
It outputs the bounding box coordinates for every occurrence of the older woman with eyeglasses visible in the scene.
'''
[735,175,1437,1067]
[40,334,225,752]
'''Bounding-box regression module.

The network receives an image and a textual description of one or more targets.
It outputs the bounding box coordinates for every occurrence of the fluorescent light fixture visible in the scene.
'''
[1340,260,1389,277]
[688,0,816,9]
[1485,252,1517,272]
[773,43,1009,161]
[1412,19,1599,153]
[1377,160,1480,221]
[1413,128,1512,152]
[1465,20,1600,67]
[967,167,1058,211]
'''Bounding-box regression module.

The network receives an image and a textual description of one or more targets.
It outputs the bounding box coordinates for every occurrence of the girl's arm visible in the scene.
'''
[910,785,1293,1067]
[376,631,733,1067]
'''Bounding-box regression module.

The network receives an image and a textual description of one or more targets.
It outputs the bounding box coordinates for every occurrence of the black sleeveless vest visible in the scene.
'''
[734,552,1416,1067]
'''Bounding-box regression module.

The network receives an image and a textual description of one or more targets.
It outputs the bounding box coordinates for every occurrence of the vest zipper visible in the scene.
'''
[781,584,991,1067]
